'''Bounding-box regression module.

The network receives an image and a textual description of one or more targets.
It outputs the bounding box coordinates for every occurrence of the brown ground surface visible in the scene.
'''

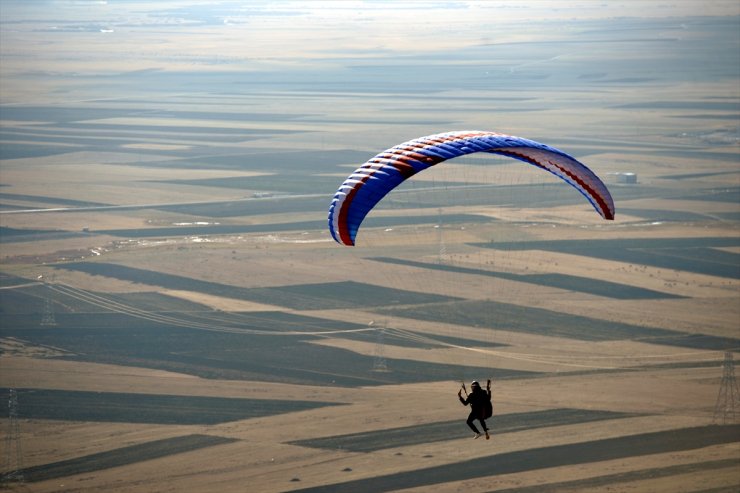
[1,209,738,492]
[1,3,738,490]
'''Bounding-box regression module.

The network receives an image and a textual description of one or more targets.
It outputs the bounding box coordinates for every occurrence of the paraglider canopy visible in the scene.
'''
[328,130,615,246]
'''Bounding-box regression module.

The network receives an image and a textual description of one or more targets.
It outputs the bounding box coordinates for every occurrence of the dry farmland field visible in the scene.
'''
[1,144,738,492]
[1,2,739,492]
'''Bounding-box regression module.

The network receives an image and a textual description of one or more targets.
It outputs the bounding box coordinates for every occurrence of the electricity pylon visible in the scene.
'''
[371,321,389,372]
[713,352,739,424]
[39,274,57,326]
[436,209,447,265]
[2,389,24,485]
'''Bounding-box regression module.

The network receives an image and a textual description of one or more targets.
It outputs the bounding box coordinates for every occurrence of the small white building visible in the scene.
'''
[612,172,637,184]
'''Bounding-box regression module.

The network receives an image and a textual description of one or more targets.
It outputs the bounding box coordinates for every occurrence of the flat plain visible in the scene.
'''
[1,2,738,492]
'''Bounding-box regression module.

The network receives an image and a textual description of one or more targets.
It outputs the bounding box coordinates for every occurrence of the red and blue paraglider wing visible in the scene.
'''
[328,130,615,246]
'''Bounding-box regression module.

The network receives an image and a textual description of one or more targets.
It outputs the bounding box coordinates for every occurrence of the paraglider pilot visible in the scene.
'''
[458,379,492,439]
